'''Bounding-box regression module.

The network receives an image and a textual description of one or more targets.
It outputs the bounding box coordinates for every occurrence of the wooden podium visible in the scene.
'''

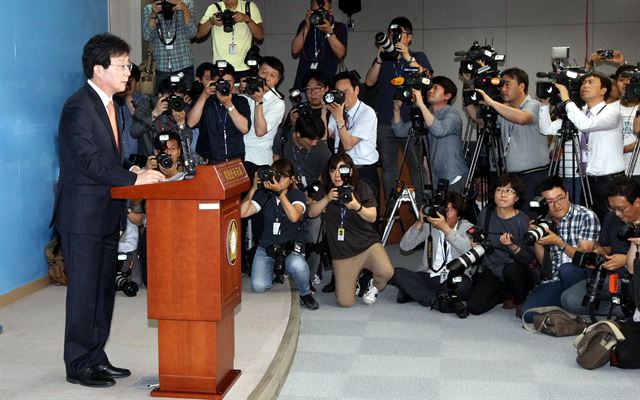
[112,161,249,399]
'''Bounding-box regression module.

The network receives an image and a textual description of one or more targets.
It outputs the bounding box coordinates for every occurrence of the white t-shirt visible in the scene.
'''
[619,101,640,176]
[243,89,285,165]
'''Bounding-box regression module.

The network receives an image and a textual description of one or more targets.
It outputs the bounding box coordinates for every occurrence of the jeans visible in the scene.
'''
[521,262,589,322]
[251,246,311,296]
[561,276,624,318]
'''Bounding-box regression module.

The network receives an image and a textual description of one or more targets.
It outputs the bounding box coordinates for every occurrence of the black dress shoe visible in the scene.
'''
[300,293,320,310]
[94,363,131,379]
[67,367,116,388]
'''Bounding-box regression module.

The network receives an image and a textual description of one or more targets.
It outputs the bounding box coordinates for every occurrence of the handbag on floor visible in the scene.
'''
[611,321,640,369]
[573,320,625,370]
[521,306,588,337]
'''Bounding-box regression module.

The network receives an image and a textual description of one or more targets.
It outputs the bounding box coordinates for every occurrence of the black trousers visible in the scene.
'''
[61,231,119,375]
[356,163,380,207]
[588,172,624,221]
[390,267,472,307]
[466,262,536,315]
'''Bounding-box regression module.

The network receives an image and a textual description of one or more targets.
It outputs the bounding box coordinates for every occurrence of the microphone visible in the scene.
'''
[454,50,468,57]
[536,72,552,78]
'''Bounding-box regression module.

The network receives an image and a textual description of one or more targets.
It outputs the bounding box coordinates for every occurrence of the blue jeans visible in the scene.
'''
[561,277,623,318]
[521,262,589,322]
[251,246,311,296]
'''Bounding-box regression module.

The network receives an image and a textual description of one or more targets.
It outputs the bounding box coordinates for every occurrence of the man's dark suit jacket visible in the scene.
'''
[53,83,137,233]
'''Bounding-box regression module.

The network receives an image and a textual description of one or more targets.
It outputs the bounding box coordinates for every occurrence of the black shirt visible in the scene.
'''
[598,211,630,255]
[252,188,307,248]
[315,182,379,260]
[196,95,251,163]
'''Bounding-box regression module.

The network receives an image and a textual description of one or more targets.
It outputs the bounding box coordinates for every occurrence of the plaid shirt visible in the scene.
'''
[549,203,600,280]
[142,1,197,72]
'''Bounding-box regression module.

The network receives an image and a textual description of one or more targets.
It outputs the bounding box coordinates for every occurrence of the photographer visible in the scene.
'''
[308,153,394,307]
[364,16,433,203]
[291,0,347,90]
[197,0,264,78]
[585,49,626,73]
[556,71,624,220]
[188,62,251,163]
[613,65,640,183]
[521,176,600,315]
[145,131,185,180]
[143,0,197,92]
[466,174,536,315]
[240,56,286,176]
[561,176,638,317]
[467,68,549,213]
[390,192,474,306]
[131,76,193,158]
[392,76,469,193]
[240,159,319,310]
[327,71,380,203]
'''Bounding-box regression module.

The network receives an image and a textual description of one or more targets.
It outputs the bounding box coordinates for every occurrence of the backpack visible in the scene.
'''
[573,320,625,369]
[521,306,589,337]
[45,234,67,285]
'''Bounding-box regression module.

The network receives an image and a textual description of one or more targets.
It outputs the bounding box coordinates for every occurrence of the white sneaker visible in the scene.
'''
[362,279,378,305]
[313,274,322,286]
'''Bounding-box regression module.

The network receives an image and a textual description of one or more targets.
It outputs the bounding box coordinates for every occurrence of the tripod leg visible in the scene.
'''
[462,130,486,198]
[381,194,404,246]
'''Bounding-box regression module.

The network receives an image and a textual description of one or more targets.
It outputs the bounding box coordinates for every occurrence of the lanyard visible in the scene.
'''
[215,101,229,160]
[292,144,310,179]
[339,206,347,228]
[333,101,363,153]
[504,99,527,156]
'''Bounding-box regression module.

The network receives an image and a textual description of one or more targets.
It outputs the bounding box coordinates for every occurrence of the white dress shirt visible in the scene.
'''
[243,89,285,165]
[328,99,379,165]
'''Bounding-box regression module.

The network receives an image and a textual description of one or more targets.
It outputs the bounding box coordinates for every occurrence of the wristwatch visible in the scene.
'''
[326,31,335,39]
[227,105,235,112]
[177,123,185,131]
[407,56,416,64]
[558,243,567,253]
[336,121,345,130]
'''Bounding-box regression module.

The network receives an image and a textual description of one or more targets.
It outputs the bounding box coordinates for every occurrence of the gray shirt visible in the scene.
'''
[499,96,549,172]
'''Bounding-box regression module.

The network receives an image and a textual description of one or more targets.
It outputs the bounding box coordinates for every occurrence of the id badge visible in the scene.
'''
[337,227,345,241]
[310,62,318,70]
[229,43,237,55]
[165,44,174,50]
[581,149,589,164]
[439,271,448,284]
[273,222,281,235]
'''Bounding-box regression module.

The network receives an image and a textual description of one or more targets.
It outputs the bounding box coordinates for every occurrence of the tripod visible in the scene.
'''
[548,116,593,208]
[381,108,430,245]
[627,136,640,177]
[462,106,505,198]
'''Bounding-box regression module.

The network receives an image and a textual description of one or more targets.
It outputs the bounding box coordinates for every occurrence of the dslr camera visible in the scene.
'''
[572,251,607,311]
[323,89,345,105]
[116,253,139,297]
[213,60,232,96]
[162,74,187,114]
[523,196,552,245]
[216,8,236,32]
[243,46,265,96]
[618,222,640,240]
[266,241,305,284]
[157,0,174,20]
[336,165,354,206]
[374,23,403,62]
[257,166,283,190]
[422,179,449,219]
[154,133,175,170]
[309,0,333,26]
[289,88,313,117]
[455,41,505,106]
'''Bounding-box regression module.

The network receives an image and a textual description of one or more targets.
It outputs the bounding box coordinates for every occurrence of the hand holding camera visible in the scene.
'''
[426,211,450,234]
[553,83,570,102]
[152,94,169,118]
[324,187,339,203]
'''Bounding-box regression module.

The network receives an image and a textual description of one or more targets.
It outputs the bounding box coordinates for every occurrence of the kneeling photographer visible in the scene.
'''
[466,174,536,315]
[390,192,474,307]
[562,176,639,320]
[307,153,394,307]
[240,159,319,310]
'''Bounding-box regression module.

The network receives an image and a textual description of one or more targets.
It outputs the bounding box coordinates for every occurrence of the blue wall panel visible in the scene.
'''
[0,0,109,294]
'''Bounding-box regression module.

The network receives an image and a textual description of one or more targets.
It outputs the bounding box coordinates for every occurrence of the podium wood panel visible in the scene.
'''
[112,162,248,399]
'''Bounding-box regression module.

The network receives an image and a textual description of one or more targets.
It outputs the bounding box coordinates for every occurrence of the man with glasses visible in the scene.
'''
[555,71,624,220]
[291,0,347,91]
[521,175,600,316]
[187,62,251,164]
[53,33,163,388]
[364,16,433,206]
[561,176,638,317]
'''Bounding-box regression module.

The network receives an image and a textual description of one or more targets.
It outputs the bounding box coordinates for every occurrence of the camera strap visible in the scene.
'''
[156,18,177,46]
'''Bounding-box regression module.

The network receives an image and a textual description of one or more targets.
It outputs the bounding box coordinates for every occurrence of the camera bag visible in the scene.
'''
[611,321,640,369]
[573,320,625,370]
[521,306,588,337]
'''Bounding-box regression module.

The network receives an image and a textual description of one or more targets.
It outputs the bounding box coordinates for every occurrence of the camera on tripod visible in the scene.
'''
[374,23,403,62]
[422,179,448,219]
[309,0,333,26]
[266,241,304,284]
[392,67,432,103]
[455,41,505,106]
[572,251,607,309]
[116,253,139,297]
[536,47,585,111]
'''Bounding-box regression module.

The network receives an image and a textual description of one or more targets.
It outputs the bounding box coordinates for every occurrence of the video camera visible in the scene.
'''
[266,241,304,284]
[309,0,333,26]
[455,41,505,106]
[391,67,432,103]
[621,67,640,103]
[216,8,236,33]
[422,179,448,219]
[374,23,403,62]
[536,47,586,111]
[243,46,266,96]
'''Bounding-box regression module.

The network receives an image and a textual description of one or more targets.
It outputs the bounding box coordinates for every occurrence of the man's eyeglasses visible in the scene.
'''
[608,202,632,215]
[545,195,567,206]
[495,187,517,196]
[304,86,324,94]
[110,63,133,72]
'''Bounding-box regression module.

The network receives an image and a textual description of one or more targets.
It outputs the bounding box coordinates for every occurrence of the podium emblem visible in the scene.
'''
[227,219,239,266]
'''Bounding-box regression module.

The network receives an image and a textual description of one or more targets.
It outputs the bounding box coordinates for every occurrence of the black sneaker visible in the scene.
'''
[300,293,319,310]
[322,275,335,293]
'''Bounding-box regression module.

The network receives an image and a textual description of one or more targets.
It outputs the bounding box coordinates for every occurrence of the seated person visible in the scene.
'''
[466,173,536,315]
[562,176,637,318]
[307,153,394,307]
[522,175,600,318]
[240,159,319,310]
[390,192,474,306]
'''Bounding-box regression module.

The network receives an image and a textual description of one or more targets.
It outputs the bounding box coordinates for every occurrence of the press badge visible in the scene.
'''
[273,222,281,235]
[165,44,174,50]
[310,62,318,70]
[300,176,308,187]
[337,227,345,241]
[581,150,589,164]
[229,43,237,55]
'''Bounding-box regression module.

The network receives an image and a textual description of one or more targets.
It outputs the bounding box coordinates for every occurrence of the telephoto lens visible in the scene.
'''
[523,220,550,246]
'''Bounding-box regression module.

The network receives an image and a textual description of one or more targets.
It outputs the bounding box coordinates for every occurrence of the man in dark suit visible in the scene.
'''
[52,33,163,388]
